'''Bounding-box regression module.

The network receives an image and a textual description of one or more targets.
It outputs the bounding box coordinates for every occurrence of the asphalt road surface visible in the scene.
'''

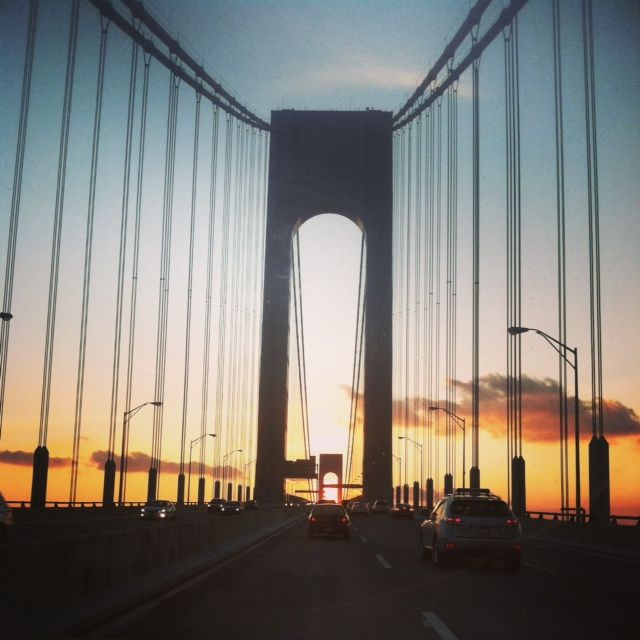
[93,514,637,640]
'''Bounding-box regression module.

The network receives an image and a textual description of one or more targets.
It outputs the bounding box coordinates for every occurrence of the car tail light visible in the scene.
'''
[309,516,316,523]
[445,517,462,525]
[505,518,519,526]
[445,543,457,550]
[340,517,348,523]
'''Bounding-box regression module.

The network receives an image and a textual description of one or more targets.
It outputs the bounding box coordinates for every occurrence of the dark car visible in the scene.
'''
[207,498,227,513]
[390,503,414,519]
[220,500,244,515]
[307,503,351,539]
[371,499,390,515]
[244,499,259,511]
[140,499,176,520]
[420,488,522,570]
[349,501,370,516]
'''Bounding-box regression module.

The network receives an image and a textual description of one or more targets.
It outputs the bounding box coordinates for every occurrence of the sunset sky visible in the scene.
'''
[0,0,638,515]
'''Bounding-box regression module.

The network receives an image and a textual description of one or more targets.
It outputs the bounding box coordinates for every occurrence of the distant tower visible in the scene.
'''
[254,110,393,504]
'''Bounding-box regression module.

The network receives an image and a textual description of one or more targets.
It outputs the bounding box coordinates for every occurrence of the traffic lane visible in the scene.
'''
[101,514,636,640]
[353,514,637,638]
[106,515,436,640]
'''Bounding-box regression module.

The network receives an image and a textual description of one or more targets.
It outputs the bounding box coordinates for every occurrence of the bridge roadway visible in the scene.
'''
[88,514,636,640]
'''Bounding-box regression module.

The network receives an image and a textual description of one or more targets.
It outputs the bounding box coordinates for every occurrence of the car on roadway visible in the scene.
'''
[371,499,390,515]
[0,492,13,546]
[221,500,244,515]
[349,501,370,516]
[390,503,414,519]
[207,498,227,513]
[140,499,176,520]
[419,488,522,570]
[244,499,259,511]
[307,503,351,539]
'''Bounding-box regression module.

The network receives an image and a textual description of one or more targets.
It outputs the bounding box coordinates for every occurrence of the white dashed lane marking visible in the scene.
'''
[375,554,391,568]
[422,612,458,640]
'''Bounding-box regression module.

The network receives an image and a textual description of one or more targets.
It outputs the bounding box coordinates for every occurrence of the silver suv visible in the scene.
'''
[420,488,522,570]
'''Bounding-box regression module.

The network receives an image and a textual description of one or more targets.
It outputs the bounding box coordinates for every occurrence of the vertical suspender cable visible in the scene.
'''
[552,0,569,514]
[346,232,366,488]
[201,106,220,496]
[150,67,179,498]
[122,50,151,503]
[108,26,139,463]
[470,26,481,486]
[404,124,412,489]
[70,14,110,502]
[181,90,202,481]
[214,116,234,489]
[435,99,444,478]
[582,0,603,439]
[38,0,80,449]
[0,0,38,437]
[413,115,423,499]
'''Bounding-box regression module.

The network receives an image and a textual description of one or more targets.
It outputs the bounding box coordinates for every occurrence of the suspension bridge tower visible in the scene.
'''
[254,110,393,503]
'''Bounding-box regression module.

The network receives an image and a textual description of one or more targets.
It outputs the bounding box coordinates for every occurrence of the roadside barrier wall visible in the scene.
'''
[1,507,302,607]
[521,516,640,555]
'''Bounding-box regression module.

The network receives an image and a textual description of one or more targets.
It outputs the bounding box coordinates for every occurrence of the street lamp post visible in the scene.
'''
[508,326,581,517]
[398,436,422,507]
[429,406,466,489]
[222,449,243,500]
[118,401,162,506]
[188,433,216,504]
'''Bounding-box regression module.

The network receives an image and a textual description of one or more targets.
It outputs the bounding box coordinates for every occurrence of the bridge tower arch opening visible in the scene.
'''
[285,213,364,492]
[254,110,393,504]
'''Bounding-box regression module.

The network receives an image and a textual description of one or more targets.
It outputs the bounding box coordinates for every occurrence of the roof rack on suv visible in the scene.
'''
[452,488,499,498]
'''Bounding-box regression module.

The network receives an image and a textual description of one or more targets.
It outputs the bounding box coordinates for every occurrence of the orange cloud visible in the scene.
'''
[0,450,71,468]
[88,450,242,479]
[344,373,640,444]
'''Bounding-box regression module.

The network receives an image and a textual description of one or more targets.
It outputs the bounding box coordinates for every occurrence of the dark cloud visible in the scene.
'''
[0,450,71,468]
[343,373,640,443]
[89,450,242,479]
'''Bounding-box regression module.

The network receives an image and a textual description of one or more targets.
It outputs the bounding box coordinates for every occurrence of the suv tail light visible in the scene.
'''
[445,517,463,525]
[340,516,348,523]
[309,516,317,523]
[505,518,519,526]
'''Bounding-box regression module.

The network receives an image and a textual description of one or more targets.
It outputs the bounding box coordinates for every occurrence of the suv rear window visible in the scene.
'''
[449,499,512,516]
[313,505,346,516]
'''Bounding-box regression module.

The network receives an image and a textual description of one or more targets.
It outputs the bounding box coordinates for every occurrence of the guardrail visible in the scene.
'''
[521,511,640,526]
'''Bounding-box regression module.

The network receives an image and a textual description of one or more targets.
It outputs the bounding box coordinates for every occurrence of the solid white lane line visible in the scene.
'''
[376,554,391,568]
[422,612,458,640]
[522,561,557,574]
[360,536,368,543]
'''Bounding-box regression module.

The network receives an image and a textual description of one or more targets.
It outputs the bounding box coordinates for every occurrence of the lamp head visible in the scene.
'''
[207,433,216,438]
[507,326,530,335]
[151,401,162,406]
[0,312,12,322]
[428,406,439,411]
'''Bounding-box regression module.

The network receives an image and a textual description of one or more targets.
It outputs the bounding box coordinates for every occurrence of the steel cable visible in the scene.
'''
[70,14,110,502]
[0,0,38,437]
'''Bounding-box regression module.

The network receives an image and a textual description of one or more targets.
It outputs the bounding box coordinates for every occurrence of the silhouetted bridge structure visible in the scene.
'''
[0,0,635,538]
